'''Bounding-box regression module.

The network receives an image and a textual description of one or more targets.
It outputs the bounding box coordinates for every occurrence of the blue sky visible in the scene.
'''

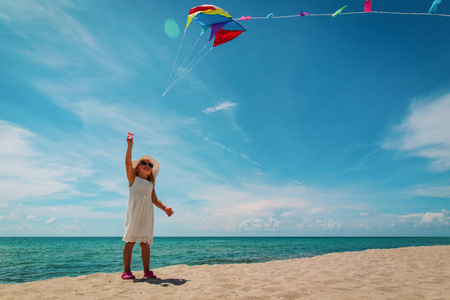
[0,0,449,237]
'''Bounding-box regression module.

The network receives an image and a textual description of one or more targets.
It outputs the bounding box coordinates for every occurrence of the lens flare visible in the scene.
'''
[164,19,180,39]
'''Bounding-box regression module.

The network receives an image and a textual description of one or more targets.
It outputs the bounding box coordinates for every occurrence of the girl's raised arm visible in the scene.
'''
[125,139,135,186]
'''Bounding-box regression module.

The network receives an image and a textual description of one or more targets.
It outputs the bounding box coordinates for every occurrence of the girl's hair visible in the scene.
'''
[134,166,156,185]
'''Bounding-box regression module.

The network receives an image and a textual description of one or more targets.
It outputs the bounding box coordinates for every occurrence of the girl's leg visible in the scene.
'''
[123,242,135,272]
[139,242,150,273]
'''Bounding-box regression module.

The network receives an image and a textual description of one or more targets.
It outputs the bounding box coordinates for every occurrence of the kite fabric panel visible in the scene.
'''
[332,5,348,17]
[364,0,372,12]
[429,0,442,14]
[185,5,232,30]
[213,20,246,47]
[185,4,246,47]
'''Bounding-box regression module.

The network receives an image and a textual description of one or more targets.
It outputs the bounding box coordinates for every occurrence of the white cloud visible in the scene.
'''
[188,183,313,218]
[180,182,364,235]
[384,93,450,172]
[295,218,342,231]
[26,215,39,221]
[45,217,58,223]
[360,212,369,216]
[414,185,450,198]
[32,82,183,148]
[315,218,341,230]
[0,120,93,202]
[9,213,20,220]
[0,213,20,221]
[281,211,296,217]
[308,207,326,214]
[202,101,237,114]
[201,101,249,142]
[223,217,281,232]
[237,217,281,232]
[0,203,9,208]
[0,120,36,156]
[0,0,126,76]
[399,209,449,226]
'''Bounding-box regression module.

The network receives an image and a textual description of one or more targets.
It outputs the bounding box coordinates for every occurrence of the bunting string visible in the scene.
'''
[234,11,450,20]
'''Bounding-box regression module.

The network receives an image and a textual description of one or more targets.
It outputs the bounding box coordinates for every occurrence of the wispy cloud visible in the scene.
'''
[0,10,10,21]
[203,137,261,166]
[202,101,237,114]
[0,0,126,76]
[45,217,58,224]
[383,93,450,172]
[0,120,93,202]
[201,101,249,142]
[414,185,450,198]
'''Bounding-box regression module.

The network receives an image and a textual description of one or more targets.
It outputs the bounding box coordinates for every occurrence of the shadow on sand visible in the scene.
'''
[133,277,188,287]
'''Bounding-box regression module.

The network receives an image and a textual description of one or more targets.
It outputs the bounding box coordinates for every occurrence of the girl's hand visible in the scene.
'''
[165,207,174,217]
[127,139,133,147]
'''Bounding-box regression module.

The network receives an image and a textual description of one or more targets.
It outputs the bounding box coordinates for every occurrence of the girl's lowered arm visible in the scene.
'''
[152,188,174,217]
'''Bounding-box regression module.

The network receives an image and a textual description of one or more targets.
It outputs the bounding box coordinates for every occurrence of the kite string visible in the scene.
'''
[165,30,186,92]
[168,35,201,91]
[165,40,211,94]
[165,46,212,95]
[163,47,214,96]
[364,11,450,17]
[170,40,210,85]
[234,11,450,20]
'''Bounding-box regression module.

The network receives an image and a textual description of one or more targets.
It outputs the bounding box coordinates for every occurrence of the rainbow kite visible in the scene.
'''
[185,5,246,47]
[164,2,450,96]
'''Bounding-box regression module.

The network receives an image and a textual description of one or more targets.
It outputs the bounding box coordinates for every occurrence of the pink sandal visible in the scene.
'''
[122,271,135,280]
[143,270,158,279]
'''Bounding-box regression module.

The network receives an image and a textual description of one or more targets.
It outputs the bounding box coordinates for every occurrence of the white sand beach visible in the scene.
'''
[1,245,449,299]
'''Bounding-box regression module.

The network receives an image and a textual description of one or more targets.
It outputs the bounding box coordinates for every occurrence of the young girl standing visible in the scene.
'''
[122,138,174,280]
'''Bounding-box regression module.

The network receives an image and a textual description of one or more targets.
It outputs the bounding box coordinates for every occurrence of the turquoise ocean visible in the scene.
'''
[1,236,449,284]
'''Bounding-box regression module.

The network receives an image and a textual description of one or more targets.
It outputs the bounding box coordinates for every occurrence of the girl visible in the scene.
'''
[122,138,174,280]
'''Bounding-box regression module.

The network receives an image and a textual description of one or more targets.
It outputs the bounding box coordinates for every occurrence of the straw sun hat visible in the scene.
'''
[132,155,160,178]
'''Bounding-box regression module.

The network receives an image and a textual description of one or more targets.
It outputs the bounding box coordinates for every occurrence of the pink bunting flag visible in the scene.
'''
[300,11,310,16]
[127,132,134,141]
[239,16,252,20]
[364,0,372,12]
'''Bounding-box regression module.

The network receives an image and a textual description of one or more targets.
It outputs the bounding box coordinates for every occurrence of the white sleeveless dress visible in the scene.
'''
[123,177,155,245]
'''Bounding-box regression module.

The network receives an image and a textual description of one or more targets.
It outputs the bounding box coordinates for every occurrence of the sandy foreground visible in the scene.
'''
[1,246,449,300]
